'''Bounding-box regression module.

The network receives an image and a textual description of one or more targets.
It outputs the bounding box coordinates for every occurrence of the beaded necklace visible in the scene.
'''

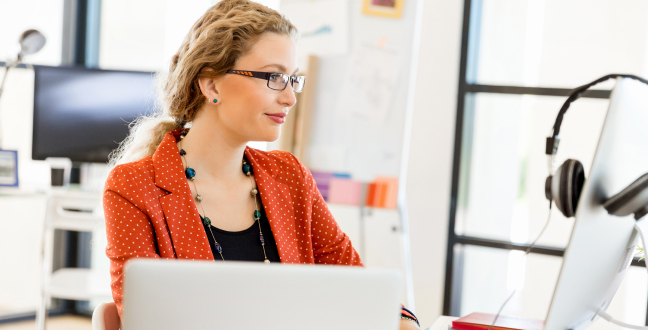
[178,132,270,263]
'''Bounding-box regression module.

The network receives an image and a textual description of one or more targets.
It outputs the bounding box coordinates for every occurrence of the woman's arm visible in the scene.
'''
[400,319,421,329]
[290,153,421,328]
[103,189,160,319]
[309,195,364,265]
[293,156,362,266]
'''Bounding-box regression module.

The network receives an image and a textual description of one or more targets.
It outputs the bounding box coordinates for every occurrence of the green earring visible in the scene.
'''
[213,99,218,103]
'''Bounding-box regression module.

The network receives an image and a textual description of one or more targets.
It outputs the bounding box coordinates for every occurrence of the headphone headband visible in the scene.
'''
[546,74,648,155]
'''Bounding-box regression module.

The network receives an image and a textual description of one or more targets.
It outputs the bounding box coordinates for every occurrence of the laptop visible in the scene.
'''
[121,259,403,330]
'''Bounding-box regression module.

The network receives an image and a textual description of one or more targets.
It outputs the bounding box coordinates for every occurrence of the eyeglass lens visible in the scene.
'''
[268,73,305,93]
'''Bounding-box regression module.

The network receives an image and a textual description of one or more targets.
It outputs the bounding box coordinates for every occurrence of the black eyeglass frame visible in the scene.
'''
[226,69,306,92]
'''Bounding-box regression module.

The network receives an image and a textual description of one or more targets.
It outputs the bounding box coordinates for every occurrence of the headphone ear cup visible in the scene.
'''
[546,159,585,218]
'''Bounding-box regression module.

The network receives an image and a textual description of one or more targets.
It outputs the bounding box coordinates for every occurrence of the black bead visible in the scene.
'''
[179,149,186,156]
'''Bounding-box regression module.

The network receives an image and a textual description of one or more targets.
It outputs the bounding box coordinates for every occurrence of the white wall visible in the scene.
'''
[405,0,464,326]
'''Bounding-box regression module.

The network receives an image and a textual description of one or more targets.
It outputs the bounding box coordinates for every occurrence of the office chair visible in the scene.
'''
[92,302,120,330]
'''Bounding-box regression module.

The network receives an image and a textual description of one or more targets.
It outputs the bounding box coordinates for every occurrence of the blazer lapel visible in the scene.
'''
[153,131,214,261]
[244,147,302,264]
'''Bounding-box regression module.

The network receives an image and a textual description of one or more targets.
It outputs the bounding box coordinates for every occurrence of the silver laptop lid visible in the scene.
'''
[122,259,402,330]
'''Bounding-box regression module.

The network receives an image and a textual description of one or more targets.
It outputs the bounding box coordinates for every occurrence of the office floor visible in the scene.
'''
[0,316,91,330]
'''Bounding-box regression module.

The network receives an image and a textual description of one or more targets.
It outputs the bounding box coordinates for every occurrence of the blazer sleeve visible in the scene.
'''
[286,153,363,266]
[103,188,160,319]
[290,154,419,326]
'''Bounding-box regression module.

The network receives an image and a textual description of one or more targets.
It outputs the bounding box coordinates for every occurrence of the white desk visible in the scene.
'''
[427,316,458,330]
[0,189,48,314]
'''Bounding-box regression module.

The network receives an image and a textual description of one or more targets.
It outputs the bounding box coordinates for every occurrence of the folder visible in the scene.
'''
[328,178,362,205]
[452,312,544,330]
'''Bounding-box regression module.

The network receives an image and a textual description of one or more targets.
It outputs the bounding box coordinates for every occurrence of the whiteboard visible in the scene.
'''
[280,0,420,181]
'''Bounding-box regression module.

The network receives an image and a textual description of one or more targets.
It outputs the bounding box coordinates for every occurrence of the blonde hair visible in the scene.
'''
[109,0,298,166]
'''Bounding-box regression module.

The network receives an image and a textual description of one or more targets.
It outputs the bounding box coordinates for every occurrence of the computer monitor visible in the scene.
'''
[32,65,157,163]
[545,78,648,329]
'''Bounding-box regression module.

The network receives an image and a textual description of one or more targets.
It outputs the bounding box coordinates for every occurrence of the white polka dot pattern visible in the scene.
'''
[103,129,364,318]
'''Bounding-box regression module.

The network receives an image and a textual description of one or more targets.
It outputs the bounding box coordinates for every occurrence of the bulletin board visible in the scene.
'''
[280,0,422,182]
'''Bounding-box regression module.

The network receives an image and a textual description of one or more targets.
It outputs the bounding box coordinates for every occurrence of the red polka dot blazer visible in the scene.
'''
[103,129,417,324]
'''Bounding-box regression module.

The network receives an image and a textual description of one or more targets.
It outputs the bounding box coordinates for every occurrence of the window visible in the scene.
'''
[446,0,648,326]
[0,0,64,66]
[98,0,280,72]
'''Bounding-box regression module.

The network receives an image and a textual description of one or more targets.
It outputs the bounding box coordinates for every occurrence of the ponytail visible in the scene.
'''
[108,114,181,167]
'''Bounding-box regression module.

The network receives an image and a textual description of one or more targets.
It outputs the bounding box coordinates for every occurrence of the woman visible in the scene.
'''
[103,0,419,328]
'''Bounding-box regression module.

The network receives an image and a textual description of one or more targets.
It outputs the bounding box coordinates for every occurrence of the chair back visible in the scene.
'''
[92,302,120,330]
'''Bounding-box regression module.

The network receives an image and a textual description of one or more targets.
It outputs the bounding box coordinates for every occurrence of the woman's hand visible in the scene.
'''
[399,318,420,330]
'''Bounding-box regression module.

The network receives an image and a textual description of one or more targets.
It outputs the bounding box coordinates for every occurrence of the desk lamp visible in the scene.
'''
[0,29,46,148]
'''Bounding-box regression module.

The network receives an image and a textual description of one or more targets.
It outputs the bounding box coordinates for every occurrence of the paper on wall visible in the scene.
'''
[335,45,399,126]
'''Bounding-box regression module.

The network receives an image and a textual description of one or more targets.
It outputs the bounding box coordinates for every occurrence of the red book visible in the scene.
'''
[452,313,544,330]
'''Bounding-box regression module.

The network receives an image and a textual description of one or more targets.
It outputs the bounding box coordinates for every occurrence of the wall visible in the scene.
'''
[405,0,464,326]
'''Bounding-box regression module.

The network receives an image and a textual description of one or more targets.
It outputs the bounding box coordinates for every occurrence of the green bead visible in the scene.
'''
[202,216,211,226]
[254,210,261,219]
[242,164,252,175]
[213,98,218,103]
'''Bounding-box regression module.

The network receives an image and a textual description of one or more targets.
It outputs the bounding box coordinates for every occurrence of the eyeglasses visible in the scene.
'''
[226,69,306,93]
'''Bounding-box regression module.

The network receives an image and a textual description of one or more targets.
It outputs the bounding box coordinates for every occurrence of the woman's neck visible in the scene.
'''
[178,116,248,183]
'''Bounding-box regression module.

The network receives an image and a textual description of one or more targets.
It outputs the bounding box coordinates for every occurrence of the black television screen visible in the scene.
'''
[32,65,157,163]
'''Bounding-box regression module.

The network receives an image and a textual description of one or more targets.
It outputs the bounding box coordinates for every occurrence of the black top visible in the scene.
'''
[201,202,281,262]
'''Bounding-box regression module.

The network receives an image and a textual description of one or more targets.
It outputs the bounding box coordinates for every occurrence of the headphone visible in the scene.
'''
[544,74,648,220]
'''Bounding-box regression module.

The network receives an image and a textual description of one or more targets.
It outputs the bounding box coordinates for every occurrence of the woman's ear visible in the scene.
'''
[197,68,221,103]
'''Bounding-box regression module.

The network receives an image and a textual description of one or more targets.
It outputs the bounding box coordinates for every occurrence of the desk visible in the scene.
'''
[0,188,105,319]
[427,316,458,330]
[0,189,48,316]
